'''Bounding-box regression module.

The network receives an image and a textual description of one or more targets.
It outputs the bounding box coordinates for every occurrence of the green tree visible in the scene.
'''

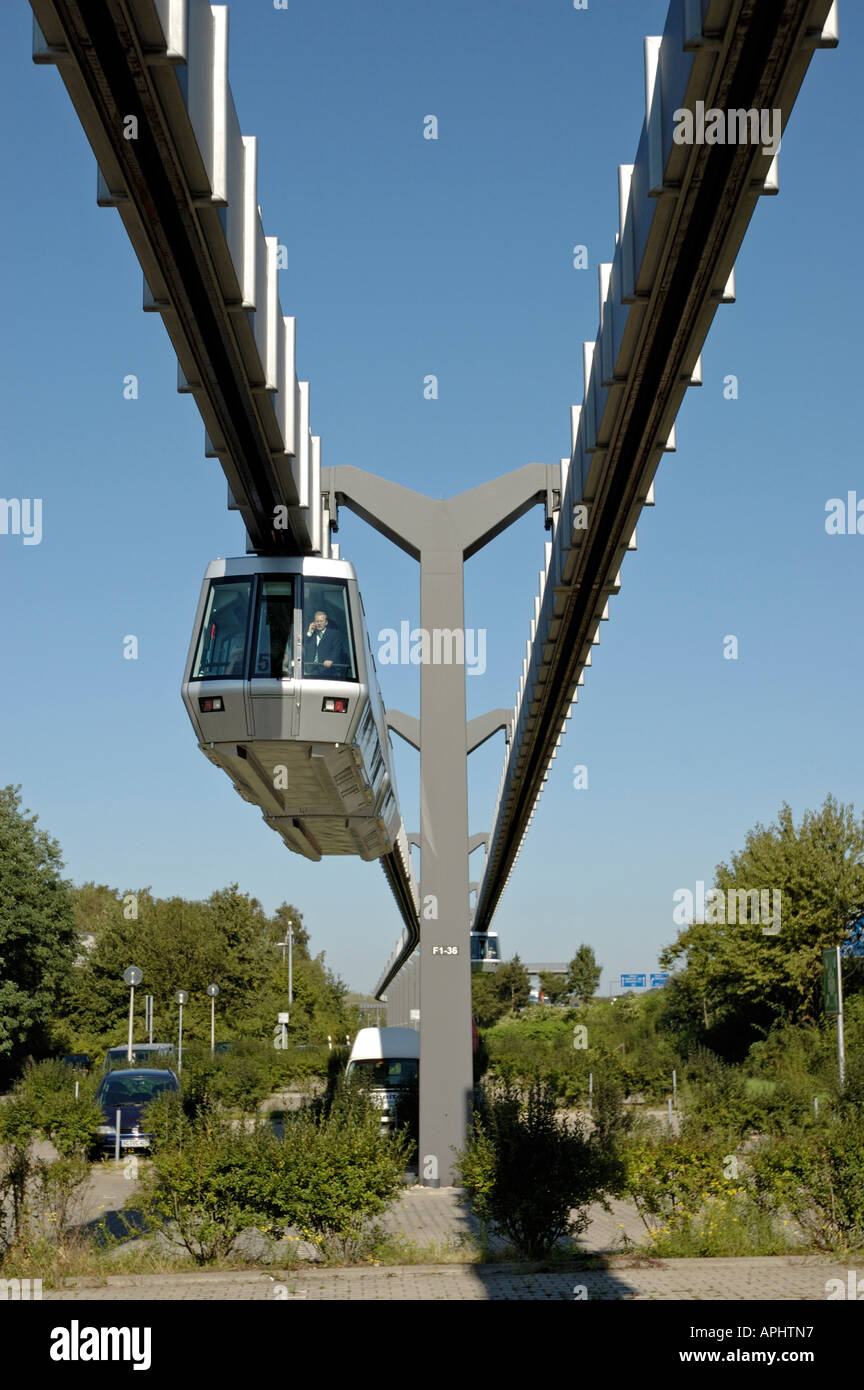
[539,971,570,1004]
[659,796,864,1059]
[0,787,77,1077]
[71,882,128,948]
[566,944,602,1006]
[471,958,531,1027]
[59,884,356,1054]
[269,901,310,959]
[494,956,531,1015]
[472,971,505,1029]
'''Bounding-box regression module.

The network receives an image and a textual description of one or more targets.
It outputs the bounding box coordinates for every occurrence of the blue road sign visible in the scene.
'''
[650,973,670,988]
[620,973,646,989]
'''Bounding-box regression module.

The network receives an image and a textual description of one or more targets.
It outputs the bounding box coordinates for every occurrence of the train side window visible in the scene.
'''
[300,579,358,680]
[252,579,295,678]
[357,708,376,758]
[192,579,252,679]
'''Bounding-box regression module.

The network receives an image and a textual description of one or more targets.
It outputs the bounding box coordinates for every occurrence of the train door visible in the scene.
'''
[248,576,300,739]
[295,576,360,742]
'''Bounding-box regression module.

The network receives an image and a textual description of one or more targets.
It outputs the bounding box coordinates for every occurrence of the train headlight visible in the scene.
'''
[321,698,349,713]
[199,697,224,713]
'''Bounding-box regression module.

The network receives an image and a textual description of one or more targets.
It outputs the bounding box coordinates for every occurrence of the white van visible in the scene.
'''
[345,1027,419,1130]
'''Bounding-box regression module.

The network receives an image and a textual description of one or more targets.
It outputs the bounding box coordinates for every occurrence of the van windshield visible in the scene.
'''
[349,1058,418,1089]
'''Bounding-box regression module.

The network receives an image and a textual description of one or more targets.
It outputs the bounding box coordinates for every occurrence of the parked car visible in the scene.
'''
[102,1043,175,1073]
[94,1068,180,1155]
[60,1053,91,1074]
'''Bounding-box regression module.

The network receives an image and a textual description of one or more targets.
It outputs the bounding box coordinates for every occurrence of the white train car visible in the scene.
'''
[181,556,416,923]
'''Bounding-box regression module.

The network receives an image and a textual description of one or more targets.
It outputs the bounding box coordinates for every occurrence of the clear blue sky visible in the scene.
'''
[1,1,861,994]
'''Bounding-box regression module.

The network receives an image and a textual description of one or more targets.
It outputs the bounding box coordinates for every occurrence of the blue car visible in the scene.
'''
[95,1068,180,1155]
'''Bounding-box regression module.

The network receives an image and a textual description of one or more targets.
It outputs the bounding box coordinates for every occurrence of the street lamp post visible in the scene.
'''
[274,927,294,1004]
[175,991,189,1073]
[123,966,143,1063]
[823,946,845,1090]
[206,984,220,1055]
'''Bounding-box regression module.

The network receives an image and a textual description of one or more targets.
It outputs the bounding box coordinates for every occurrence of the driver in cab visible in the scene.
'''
[303,609,347,676]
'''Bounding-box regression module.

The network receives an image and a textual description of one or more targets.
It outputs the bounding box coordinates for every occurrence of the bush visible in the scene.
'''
[29,1156,93,1251]
[320,1045,351,1110]
[620,1128,799,1257]
[753,1076,815,1136]
[139,1081,409,1265]
[0,1086,96,1265]
[14,1059,101,1157]
[142,1090,188,1153]
[139,1109,274,1264]
[180,1042,278,1115]
[454,1075,624,1259]
[680,1053,755,1145]
[481,997,682,1106]
[0,1095,39,1256]
[747,1118,864,1254]
[591,1069,633,1147]
[643,1188,792,1258]
[621,1130,731,1233]
[269,1083,411,1259]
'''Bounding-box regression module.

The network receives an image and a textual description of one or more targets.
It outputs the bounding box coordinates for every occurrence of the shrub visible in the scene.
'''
[591,1069,633,1147]
[454,1075,624,1259]
[142,1090,188,1152]
[0,1095,39,1256]
[747,1118,864,1254]
[180,1042,278,1114]
[620,1129,800,1257]
[621,1130,731,1233]
[139,1081,409,1264]
[320,1045,351,1111]
[14,1058,101,1157]
[139,1110,274,1264]
[0,1087,95,1264]
[267,1083,411,1260]
[753,1076,815,1136]
[642,1188,793,1258]
[29,1156,93,1251]
[680,1054,755,1145]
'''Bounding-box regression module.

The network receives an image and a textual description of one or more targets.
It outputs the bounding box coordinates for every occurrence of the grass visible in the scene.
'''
[636,1192,805,1259]
[354,1228,481,1266]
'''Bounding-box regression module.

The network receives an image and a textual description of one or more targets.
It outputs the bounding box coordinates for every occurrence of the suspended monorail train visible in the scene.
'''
[181,556,417,924]
[470,930,500,964]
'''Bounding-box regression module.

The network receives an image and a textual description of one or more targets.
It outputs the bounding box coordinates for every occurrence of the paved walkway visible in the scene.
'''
[374,1187,647,1255]
[35,1182,851,1302]
[45,1255,852,1301]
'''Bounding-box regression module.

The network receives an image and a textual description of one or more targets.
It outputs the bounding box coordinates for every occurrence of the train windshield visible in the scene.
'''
[470,933,500,962]
[192,574,357,681]
[301,579,357,680]
[192,579,252,679]
[252,578,295,678]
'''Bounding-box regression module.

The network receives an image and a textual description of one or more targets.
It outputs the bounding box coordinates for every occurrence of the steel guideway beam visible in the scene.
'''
[325,464,552,1185]
[30,0,320,554]
[473,0,839,936]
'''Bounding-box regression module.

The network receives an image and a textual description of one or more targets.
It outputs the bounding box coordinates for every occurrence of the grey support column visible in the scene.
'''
[416,528,472,1184]
[324,463,554,1183]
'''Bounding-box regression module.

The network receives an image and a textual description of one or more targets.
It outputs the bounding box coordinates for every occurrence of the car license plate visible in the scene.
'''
[121,1138,148,1148]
